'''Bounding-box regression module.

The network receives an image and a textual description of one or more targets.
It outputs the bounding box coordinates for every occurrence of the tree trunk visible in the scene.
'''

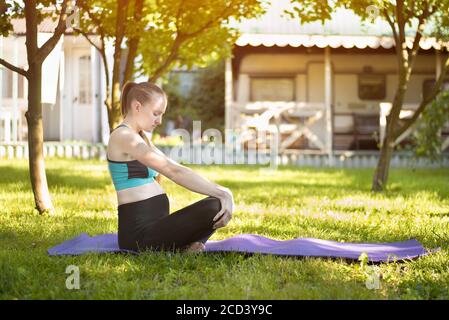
[107,0,129,131]
[103,63,122,131]
[123,0,144,84]
[25,63,54,214]
[105,86,123,131]
[23,0,54,214]
[371,71,409,192]
[372,134,395,191]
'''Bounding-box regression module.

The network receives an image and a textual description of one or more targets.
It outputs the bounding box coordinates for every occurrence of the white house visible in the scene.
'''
[0,18,109,144]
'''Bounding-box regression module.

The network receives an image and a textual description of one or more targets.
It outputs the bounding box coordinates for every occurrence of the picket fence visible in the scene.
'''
[1,142,448,168]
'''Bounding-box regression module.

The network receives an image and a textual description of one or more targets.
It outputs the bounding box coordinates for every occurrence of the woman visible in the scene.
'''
[107,82,234,254]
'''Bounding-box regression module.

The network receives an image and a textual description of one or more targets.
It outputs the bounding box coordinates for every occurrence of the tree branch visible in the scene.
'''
[403,0,415,22]
[73,27,102,53]
[123,0,144,83]
[184,0,235,38]
[175,0,185,32]
[183,18,218,38]
[111,0,129,108]
[393,54,449,139]
[34,0,68,63]
[148,0,187,82]
[148,0,236,82]
[0,0,7,15]
[396,0,406,46]
[382,7,398,45]
[148,36,183,82]
[0,58,28,77]
[407,3,430,68]
[76,0,108,38]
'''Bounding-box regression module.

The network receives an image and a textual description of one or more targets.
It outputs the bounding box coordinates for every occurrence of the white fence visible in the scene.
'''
[1,142,448,168]
[279,150,449,168]
[0,143,107,160]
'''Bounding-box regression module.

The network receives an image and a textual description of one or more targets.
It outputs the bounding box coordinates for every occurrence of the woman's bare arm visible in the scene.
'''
[117,129,228,199]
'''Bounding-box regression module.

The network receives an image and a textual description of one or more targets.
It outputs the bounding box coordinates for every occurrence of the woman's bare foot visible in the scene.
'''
[183,242,206,254]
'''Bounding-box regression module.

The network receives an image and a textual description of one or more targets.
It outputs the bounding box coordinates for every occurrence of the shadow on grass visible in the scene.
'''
[213,166,449,201]
[2,161,448,199]
[0,165,111,191]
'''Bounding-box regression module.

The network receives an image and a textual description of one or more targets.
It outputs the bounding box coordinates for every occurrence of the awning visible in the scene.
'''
[12,18,58,34]
[236,33,444,50]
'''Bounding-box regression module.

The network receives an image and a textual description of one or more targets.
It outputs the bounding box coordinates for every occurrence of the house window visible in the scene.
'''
[358,70,386,100]
[2,68,13,98]
[2,68,27,99]
[78,55,92,104]
[422,79,449,101]
[250,77,295,101]
[18,74,25,99]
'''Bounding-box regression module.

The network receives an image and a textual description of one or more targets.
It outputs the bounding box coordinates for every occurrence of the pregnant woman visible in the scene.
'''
[107,82,234,253]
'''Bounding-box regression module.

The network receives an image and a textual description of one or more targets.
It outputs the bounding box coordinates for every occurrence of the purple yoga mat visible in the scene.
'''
[47,233,436,262]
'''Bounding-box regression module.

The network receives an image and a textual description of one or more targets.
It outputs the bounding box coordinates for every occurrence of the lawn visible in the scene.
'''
[0,158,448,299]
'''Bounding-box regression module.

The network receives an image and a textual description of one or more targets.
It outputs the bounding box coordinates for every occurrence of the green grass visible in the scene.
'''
[1,158,448,299]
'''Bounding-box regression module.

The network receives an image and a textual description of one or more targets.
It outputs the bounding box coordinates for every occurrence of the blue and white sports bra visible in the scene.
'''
[107,124,159,191]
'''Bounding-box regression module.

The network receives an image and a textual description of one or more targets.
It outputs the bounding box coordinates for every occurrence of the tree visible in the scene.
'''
[75,0,264,132]
[0,0,69,214]
[288,0,449,191]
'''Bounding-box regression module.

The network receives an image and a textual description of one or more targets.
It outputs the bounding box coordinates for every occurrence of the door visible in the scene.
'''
[72,50,93,142]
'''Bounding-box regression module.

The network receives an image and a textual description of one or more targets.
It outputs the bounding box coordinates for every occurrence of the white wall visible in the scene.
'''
[238,51,440,110]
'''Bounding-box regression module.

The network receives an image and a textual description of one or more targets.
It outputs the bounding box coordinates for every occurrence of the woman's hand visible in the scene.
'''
[212,187,235,230]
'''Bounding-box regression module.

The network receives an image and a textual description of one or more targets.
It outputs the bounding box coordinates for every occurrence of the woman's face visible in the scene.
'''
[136,97,167,132]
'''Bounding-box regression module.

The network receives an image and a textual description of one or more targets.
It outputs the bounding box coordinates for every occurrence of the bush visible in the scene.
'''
[160,60,225,136]
[413,90,449,162]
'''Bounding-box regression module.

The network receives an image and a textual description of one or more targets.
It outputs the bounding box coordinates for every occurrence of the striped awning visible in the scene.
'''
[11,18,58,34]
[236,33,444,50]
[11,17,77,35]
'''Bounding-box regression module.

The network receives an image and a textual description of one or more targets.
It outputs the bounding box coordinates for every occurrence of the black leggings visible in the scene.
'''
[117,193,222,252]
